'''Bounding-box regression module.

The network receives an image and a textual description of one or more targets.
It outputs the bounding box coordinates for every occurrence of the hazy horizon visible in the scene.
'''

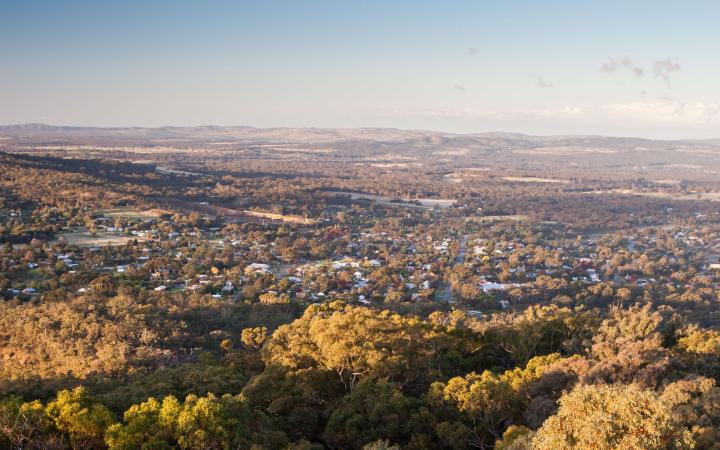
[3,121,720,142]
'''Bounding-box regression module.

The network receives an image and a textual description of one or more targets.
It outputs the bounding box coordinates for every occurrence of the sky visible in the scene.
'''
[1,0,720,139]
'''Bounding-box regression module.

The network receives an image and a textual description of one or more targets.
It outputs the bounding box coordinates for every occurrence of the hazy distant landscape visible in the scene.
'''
[4,123,720,182]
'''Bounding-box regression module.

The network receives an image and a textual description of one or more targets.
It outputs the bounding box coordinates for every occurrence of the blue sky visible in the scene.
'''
[1,0,720,138]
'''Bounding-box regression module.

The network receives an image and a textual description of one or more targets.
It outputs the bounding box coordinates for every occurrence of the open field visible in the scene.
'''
[98,208,170,218]
[51,229,141,246]
[479,215,530,222]
[155,166,204,176]
[243,210,316,224]
[328,191,455,209]
[503,176,568,184]
[587,189,720,202]
[162,198,317,224]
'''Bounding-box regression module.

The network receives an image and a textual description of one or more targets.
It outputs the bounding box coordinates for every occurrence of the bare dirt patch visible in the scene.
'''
[503,176,568,184]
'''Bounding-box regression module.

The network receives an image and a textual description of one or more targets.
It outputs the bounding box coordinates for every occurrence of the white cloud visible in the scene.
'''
[391,100,720,126]
[600,57,683,86]
[536,76,553,88]
[601,56,643,77]
[653,59,681,88]
[394,107,477,118]
[599,101,719,125]
[525,101,719,126]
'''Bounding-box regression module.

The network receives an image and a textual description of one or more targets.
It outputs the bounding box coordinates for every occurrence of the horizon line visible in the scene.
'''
[0,122,714,143]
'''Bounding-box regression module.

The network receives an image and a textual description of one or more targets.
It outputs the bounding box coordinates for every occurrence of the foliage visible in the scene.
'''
[324,380,431,449]
[0,387,114,450]
[532,383,694,450]
[106,393,285,450]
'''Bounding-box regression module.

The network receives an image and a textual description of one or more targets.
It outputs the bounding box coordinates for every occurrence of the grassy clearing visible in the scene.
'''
[53,230,139,247]
[97,208,170,219]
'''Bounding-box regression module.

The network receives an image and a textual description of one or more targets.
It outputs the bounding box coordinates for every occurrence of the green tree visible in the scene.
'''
[262,302,437,391]
[661,376,720,449]
[431,371,518,447]
[324,380,429,449]
[241,327,268,349]
[532,383,694,450]
[585,303,669,387]
[45,387,116,450]
[0,396,58,449]
[494,425,533,450]
[430,354,565,449]
[106,393,285,450]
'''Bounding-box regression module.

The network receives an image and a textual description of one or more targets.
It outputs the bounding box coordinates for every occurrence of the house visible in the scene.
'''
[587,269,599,282]
[245,263,271,274]
[481,282,511,293]
[332,260,351,270]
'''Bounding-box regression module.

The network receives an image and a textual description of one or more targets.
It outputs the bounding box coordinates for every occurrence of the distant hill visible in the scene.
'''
[2,123,720,182]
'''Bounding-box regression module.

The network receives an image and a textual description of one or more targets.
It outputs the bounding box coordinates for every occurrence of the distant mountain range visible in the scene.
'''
[3,124,720,182]
[0,122,710,144]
